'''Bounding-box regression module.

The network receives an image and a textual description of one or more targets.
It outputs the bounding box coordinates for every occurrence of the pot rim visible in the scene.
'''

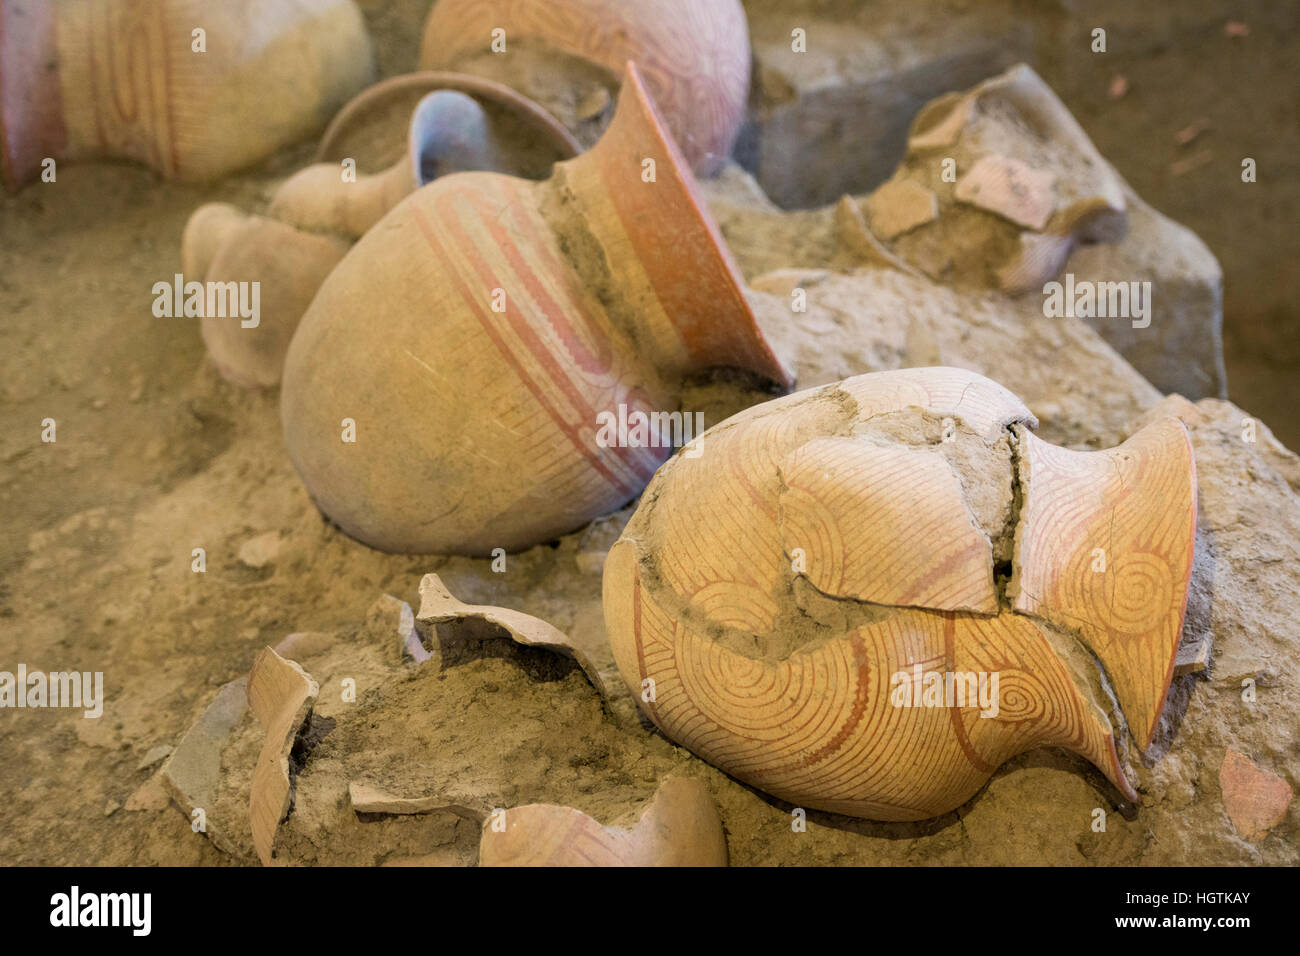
[316,70,582,167]
[576,61,793,390]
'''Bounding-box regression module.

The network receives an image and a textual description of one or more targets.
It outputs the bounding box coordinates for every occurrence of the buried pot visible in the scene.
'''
[418,0,752,177]
[281,62,792,556]
[603,367,1198,821]
[0,0,374,191]
[183,73,579,388]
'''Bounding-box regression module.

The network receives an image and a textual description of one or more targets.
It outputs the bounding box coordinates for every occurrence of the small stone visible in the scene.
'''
[864,180,938,240]
[136,744,173,771]
[1108,74,1128,100]
[1220,748,1293,842]
[104,800,121,817]
[576,86,612,122]
[955,154,1056,230]
[237,531,282,569]
[1173,636,1210,675]
[1174,119,1211,147]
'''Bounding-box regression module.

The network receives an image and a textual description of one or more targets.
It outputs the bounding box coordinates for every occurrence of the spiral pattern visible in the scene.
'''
[1013,418,1196,748]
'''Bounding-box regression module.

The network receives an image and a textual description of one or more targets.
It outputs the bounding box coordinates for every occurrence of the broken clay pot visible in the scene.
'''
[280,62,791,556]
[603,367,1197,821]
[247,646,319,866]
[480,777,728,866]
[0,0,374,191]
[418,0,751,177]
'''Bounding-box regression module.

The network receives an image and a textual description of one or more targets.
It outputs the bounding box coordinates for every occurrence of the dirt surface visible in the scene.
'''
[0,0,1296,865]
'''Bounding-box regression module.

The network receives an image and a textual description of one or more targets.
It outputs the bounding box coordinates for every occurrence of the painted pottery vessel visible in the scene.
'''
[280,63,792,555]
[0,0,374,190]
[183,73,579,388]
[418,0,751,176]
[603,367,1197,820]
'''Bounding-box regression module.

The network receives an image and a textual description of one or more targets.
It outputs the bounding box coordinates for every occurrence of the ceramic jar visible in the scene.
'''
[603,367,1197,820]
[280,63,792,555]
[418,0,751,176]
[0,0,373,190]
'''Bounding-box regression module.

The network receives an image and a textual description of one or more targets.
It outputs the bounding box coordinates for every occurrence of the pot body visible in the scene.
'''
[603,368,1197,820]
[280,64,788,555]
[0,0,374,189]
[419,0,750,176]
[282,170,672,554]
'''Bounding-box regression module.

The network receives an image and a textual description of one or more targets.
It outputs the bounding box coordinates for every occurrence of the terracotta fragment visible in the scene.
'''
[348,781,489,820]
[479,777,727,866]
[0,0,374,191]
[247,648,319,866]
[418,0,751,176]
[1009,418,1197,750]
[415,573,597,684]
[604,368,1198,820]
[954,154,1057,230]
[281,63,791,555]
[160,676,248,856]
[1220,749,1293,842]
[1174,636,1211,676]
[864,179,939,240]
[833,196,922,277]
[880,64,1130,295]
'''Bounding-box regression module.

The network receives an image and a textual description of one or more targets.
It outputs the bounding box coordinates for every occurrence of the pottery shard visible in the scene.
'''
[161,677,248,851]
[238,531,282,569]
[1220,749,1293,842]
[833,196,921,276]
[864,180,938,240]
[778,438,997,613]
[247,648,319,866]
[348,781,488,820]
[416,573,608,694]
[955,155,1056,230]
[478,777,727,867]
[1011,419,1197,751]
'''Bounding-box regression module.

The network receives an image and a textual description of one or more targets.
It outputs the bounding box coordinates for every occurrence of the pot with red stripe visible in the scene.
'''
[280,63,792,556]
